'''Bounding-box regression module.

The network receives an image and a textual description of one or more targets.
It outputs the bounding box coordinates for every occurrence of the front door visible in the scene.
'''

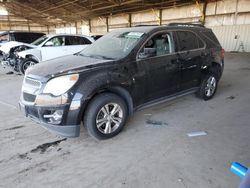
[41,36,68,61]
[137,31,180,102]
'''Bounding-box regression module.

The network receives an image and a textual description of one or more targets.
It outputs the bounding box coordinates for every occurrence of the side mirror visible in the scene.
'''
[139,48,156,59]
[44,41,53,46]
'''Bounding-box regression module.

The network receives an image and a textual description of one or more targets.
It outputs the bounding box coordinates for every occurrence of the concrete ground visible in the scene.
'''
[0,53,249,188]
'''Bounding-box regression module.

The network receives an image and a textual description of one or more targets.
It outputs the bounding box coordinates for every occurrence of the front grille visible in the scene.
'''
[25,77,41,88]
[23,92,36,102]
[22,77,42,103]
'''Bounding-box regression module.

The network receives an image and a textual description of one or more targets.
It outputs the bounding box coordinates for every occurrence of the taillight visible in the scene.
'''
[220,48,225,59]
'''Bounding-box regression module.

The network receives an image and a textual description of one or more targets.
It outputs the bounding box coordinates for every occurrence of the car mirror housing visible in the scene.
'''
[44,41,53,46]
[139,47,156,59]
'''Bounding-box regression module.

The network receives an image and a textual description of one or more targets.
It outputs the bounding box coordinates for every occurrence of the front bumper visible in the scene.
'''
[19,101,80,138]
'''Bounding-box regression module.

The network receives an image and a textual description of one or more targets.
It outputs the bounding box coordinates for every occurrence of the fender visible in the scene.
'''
[71,69,135,124]
[71,71,111,124]
[18,48,42,62]
[200,49,223,79]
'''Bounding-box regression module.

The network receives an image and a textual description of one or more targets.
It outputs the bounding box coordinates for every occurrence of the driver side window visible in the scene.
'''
[45,36,65,47]
[139,32,174,59]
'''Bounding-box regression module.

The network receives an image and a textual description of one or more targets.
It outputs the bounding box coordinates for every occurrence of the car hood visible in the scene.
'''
[0,41,36,54]
[26,54,113,79]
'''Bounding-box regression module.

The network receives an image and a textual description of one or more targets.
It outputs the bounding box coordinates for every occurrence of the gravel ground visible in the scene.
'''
[0,53,249,188]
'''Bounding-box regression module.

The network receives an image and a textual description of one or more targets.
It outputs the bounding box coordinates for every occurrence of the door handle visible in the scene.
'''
[186,65,197,69]
[180,65,197,70]
[201,52,207,56]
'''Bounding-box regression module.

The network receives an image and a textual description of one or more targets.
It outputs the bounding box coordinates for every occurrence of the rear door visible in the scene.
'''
[137,31,180,102]
[176,30,205,90]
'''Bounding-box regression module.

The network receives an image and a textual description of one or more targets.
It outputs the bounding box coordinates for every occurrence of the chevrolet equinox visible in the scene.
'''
[19,23,224,140]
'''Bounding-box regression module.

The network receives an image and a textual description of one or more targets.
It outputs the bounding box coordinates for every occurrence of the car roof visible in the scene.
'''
[0,31,45,36]
[46,34,91,38]
[114,24,210,34]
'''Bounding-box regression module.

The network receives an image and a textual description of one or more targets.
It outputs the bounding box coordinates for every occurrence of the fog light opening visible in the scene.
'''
[43,110,63,124]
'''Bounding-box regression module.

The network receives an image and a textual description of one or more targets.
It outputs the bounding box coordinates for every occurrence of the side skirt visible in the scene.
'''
[135,87,199,112]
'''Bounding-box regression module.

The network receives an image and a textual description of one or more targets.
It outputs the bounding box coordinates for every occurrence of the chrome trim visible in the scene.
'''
[24,77,42,89]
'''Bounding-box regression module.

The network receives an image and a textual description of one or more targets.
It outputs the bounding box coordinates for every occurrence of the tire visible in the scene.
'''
[84,93,128,140]
[19,58,38,75]
[197,69,219,100]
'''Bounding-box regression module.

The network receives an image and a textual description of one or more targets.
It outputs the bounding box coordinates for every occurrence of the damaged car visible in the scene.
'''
[19,23,224,140]
[0,34,94,74]
[0,31,45,62]
[0,41,35,72]
[0,31,45,47]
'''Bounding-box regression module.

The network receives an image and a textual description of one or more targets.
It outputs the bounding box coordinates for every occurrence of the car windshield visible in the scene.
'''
[31,36,48,46]
[79,31,145,60]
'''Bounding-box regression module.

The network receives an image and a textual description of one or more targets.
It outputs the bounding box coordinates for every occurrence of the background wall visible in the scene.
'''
[86,0,250,52]
[0,0,249,51]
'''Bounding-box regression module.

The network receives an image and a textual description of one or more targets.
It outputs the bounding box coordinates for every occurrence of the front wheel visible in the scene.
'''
[197,72,218,100]
[84,93,128,140]
[19,58,38,74]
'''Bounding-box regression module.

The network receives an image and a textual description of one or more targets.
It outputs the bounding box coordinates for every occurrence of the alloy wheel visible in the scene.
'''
[205,76,216,97]
[96,103,123,134]
[23,60,35,72]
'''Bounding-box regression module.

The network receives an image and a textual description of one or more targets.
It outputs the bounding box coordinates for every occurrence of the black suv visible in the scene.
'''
[19,23,224,140]
[0,31,45,46]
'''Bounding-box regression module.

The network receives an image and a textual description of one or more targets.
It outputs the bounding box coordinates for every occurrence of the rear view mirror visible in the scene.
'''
[139,48,156,59]
[44,41,53,46]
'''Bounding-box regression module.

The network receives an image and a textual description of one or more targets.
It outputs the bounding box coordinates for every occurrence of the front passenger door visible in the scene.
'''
[41,36,67,61]
[137,31,180,102]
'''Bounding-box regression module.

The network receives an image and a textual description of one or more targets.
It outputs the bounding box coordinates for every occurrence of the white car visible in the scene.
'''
[16,34,94,73]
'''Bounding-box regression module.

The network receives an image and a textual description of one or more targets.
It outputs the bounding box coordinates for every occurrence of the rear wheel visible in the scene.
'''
[84,93,128,140]
[19,58,38,74]
[197,70,218,100]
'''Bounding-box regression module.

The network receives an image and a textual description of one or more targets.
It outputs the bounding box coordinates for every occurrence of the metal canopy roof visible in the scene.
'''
[0,0,204,26]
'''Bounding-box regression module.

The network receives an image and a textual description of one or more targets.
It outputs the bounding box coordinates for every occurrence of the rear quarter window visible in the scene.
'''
[200,31,221,48]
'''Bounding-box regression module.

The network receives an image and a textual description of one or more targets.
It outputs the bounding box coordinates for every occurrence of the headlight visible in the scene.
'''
[43,74,79,96]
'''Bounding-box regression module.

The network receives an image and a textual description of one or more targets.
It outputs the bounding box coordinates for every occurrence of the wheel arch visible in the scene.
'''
[105,86,134,115]
[82,86,134,118]
[75,72,134,125]
[25,54,40,62]
[201,61,222,79]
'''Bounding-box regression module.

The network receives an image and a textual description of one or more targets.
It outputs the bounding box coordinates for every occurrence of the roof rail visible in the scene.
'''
[134,24,159,27]
[168,22,205,28]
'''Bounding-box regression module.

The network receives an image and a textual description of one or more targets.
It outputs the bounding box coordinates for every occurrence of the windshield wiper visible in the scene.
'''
[77,53,114,60]
[93,55,114,60]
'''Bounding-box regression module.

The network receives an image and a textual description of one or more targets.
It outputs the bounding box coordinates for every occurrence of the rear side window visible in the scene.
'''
[82,37,92,44]
[197,36,205,48]
[65,36,91,45]
[176,31,199,51]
